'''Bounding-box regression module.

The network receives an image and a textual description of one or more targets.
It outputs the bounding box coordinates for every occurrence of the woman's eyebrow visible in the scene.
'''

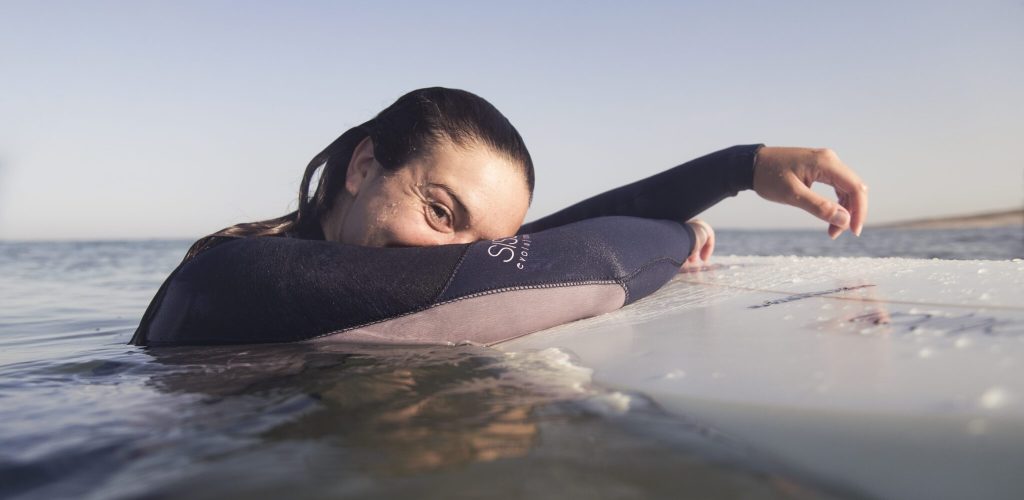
[429,183,472,226]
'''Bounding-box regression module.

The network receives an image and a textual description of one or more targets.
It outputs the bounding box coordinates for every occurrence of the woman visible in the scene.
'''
[132,87,867,346]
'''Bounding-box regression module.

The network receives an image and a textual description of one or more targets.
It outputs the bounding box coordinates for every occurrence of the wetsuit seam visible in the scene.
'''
[434,245,473,302]
[439,277,621,302]
[311,279,621,340]
[624,256,685,279]
[618,256,685,304]
[314,253,678,342]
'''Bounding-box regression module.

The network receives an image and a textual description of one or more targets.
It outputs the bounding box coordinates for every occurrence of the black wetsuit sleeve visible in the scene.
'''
[132,216,693,346]
[518,144,762,234]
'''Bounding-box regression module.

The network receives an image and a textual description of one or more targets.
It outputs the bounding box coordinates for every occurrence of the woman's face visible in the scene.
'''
[322,138,531,247]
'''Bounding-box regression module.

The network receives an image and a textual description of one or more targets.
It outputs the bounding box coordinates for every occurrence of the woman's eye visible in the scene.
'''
[429,204,452,226]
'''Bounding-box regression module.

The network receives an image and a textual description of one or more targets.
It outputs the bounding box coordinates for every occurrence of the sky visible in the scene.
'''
[1,0,1021,240]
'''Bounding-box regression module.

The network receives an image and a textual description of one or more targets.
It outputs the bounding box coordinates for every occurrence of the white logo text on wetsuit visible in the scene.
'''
[487,234,532,270]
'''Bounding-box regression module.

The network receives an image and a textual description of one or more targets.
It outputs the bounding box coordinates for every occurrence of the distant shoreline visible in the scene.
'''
[873,208,1023,229]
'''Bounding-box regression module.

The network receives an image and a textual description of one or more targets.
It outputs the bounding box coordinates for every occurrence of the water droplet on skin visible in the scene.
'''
[583,392,632,414]
[954,338,972,349]
[918,348,933,359]
[979,387,1009,410]
[662,369,686,380]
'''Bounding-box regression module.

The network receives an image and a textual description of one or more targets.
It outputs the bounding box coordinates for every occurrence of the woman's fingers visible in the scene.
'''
[843,181,869,237]
[821,154,869,236]
[698,220,715,261]
[682,219,715,269]
[787,177,852,238]
[701,234,714,261]
[753,147,869,238]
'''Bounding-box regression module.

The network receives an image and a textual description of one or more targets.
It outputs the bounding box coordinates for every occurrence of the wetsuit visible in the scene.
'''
[131,144,762,346]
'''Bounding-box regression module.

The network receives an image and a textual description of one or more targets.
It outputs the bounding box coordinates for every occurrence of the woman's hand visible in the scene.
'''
[753,147,868,239]
[683,219,715,269]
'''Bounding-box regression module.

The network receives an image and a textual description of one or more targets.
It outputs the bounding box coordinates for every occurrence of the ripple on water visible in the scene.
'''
[0,340,859,500]
[16,237,1013,499]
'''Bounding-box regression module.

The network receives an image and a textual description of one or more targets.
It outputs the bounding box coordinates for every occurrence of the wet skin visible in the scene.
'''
[321,137,531,248]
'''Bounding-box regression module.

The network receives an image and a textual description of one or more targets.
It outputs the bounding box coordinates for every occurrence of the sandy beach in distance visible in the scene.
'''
[874,208,1024,229]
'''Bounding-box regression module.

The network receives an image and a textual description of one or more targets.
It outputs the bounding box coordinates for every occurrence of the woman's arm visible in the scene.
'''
[518,145,762,234]
[518,145,868,239]
[132,216,694,346]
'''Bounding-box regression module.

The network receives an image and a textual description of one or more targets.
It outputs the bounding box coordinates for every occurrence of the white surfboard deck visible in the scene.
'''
[495,256,1024,500]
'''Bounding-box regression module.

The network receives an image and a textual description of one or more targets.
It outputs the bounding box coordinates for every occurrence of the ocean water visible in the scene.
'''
[715,226,1023,260]
[1,227,1019,500]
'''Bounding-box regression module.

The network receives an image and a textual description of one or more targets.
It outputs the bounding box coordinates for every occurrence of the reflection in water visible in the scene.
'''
[1,341,857,500]
[148,343,543,475]
[0,236,883,499]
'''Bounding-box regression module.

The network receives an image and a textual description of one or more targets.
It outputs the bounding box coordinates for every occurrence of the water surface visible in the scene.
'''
[2,227,1019,499]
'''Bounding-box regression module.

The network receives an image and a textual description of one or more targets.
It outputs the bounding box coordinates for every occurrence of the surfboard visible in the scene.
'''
[494,256,1024,500]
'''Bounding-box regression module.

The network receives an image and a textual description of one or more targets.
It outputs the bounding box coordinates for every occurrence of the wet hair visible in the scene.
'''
[184,87,535,261]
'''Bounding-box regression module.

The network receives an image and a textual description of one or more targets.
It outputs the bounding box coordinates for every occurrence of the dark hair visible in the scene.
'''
[184,87,534,261]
